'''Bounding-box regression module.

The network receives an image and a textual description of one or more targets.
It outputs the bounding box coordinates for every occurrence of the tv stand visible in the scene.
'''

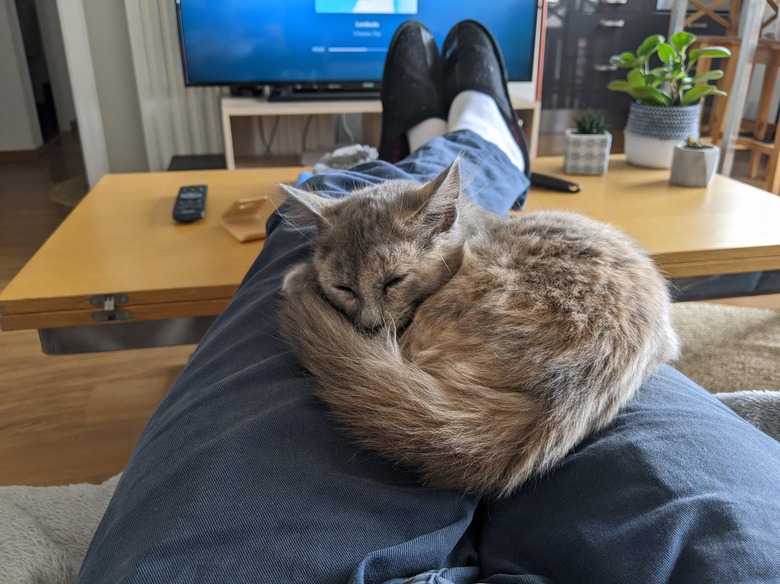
[220,96,540,169]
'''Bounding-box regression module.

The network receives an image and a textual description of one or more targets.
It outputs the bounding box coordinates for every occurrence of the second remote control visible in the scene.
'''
[173,185,207,223]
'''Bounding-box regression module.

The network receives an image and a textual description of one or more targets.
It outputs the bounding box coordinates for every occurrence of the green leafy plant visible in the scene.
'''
[607,31,731,106]
[575,110,608,134]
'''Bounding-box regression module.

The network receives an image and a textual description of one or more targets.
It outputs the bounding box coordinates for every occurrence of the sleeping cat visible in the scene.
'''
[279,159,680,498]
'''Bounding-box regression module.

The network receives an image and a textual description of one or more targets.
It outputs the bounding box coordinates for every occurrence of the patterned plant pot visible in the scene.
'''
[624,103,701,169]
[563,129,612,175]
[669,143,720,187]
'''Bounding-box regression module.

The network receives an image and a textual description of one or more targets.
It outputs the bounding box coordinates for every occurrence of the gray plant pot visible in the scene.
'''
[624,103,702,169]
[563,129,612,175]
[669,143,720,187]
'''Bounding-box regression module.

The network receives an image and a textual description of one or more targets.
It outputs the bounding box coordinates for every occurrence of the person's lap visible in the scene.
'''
[79,131,780,583]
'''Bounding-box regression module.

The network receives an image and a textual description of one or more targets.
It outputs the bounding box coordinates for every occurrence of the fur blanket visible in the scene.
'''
[716,391,780,441]
[0,474,119,584]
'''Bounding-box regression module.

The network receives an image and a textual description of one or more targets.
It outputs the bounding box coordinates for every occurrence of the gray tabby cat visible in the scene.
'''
[279,159,680,498]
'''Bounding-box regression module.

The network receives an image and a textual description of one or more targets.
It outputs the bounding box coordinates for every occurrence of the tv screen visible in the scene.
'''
[176,0,539,90]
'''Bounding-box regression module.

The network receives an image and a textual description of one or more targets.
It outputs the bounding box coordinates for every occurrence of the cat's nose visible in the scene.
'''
[357,303,385,331]
[358,313,384,331]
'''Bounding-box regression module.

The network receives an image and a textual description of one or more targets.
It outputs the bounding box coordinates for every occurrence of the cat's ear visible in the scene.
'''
[279,184,333,230]
[412,158,462,233]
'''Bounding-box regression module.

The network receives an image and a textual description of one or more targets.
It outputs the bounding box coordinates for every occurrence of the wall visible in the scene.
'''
[0,0,42,151]
[82,0,147,172]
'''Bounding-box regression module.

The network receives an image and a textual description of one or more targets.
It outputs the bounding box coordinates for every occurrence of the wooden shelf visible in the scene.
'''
[221,96,382,117]
[221,95,541,169]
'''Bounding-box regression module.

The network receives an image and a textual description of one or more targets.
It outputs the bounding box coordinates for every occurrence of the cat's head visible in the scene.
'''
[281,159,466,331]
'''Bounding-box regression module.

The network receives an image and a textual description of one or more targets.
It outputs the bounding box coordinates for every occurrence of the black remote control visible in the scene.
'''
[530,172,582,193]
[173,185,207,223]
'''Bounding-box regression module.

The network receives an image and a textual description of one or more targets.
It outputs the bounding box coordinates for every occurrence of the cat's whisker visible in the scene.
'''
[460,157,479,193]
[435,252,454,278]
[469,182,490,205]
[270,189,319,242]
[381,309,400,340]
[276,210,315,242]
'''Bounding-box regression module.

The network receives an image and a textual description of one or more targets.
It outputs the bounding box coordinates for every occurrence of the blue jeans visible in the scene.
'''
[79,131,780,583]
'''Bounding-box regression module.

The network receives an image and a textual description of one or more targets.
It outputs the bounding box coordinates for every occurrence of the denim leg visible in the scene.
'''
[289,129,529,215]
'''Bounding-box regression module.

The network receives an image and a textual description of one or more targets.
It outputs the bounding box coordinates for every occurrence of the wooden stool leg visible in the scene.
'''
[754,58,778,141]
[749,152,765,179]
[749,59,772,178]
[768,129,780,194]
[753,51,780,186]
[727,0,742,36]
[697,56,713,134]
[709,44,740,144]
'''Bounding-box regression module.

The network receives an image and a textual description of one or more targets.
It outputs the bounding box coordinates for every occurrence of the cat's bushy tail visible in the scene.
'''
[280,264,582,498]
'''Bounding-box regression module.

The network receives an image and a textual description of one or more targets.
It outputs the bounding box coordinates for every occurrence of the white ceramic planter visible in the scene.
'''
[669,143,720,187]
[624,133,682,169]
[624,103,701,169]
[564,129,612,175]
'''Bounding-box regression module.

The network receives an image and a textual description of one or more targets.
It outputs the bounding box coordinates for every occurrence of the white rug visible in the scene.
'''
[0,474,119,584]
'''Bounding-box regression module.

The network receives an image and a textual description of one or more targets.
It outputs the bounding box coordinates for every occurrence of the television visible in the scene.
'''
[175,0,543,101]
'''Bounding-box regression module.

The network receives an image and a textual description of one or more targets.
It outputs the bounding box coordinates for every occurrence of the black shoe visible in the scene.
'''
[379,20,444,163]
[442,20,530,178]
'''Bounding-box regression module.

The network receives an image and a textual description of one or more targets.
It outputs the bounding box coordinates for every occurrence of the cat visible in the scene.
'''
[278,159,680,498]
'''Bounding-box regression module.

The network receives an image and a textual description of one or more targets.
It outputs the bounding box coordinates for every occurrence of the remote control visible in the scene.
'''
[530,172,581,193]
[173,185,207,223]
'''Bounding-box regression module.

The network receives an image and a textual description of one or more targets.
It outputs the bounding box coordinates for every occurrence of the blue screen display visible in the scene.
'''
[176,0,538,85]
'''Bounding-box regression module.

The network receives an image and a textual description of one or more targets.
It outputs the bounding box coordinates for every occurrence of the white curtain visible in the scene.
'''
[125,0,225,171]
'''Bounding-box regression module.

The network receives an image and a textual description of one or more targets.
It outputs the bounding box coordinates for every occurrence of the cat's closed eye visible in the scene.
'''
[334,285,356,297]
[383,275,407,292]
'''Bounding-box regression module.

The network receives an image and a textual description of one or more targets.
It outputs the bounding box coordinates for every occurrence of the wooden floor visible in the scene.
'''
[0,132,777,487]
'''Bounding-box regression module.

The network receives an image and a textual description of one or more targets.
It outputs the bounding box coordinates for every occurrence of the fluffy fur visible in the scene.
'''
[0,474,120,584]
[279,159,680,498]
[716,391,780,441]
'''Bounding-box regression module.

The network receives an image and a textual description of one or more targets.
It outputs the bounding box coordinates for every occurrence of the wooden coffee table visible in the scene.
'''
[526,157,780,278]
[2,156,780,352]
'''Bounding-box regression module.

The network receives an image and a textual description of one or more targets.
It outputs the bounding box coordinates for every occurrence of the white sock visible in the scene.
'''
[406,118,448,153]
[448,90,525,173]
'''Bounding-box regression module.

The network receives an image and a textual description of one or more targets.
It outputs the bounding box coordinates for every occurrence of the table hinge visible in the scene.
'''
[90,294,131,322]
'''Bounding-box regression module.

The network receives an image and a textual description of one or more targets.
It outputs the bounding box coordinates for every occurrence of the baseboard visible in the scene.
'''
[0,149,41,163]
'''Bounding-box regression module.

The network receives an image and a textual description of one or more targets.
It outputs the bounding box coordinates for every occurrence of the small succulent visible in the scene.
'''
[684,136,710,148]
[575,110,608,135]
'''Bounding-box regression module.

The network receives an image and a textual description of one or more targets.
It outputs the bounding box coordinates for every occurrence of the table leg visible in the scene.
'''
[222,108,236,170]
[516,103,540,160]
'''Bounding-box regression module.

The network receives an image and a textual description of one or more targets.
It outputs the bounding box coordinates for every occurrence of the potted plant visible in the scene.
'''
[564,110,612,175]
[669,136,721,187]
[608,31,730,169]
